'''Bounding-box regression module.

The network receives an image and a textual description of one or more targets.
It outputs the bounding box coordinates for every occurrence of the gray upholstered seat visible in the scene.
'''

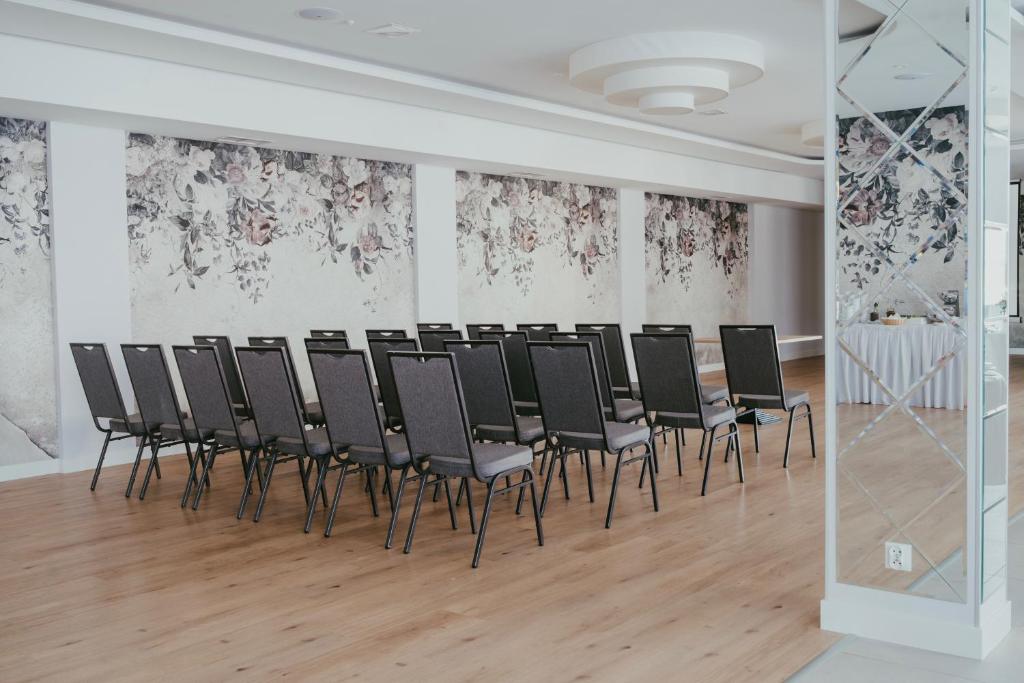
[430,442,533,480]
[701,384,729,403]
[109,412,150,436]
[213,420,265,449]
[609,398,644,421]
[475,416,544,443]
[348,433,411,467]
[273,427,339,457]
[558,421,652,451]
[735,389,809,410]
[655,404,736,430]
[160,418,215,443]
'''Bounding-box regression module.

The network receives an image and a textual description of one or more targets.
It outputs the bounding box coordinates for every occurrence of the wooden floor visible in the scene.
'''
[1,357,838,682]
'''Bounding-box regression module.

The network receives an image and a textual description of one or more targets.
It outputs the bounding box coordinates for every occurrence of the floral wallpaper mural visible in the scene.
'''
[645,193,749,364]
[127,134,415,390]
[837,105,967,317]
[0,116,57,464]
[456,171,619,325]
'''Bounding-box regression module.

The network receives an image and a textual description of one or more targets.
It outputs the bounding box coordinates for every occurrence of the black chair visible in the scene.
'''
[479,330,539,416]
[418,328,463,353]
[235,346,342,526]
[417,323,454,331]
[192,336,248,416]
[527,342,656,528]
[632,334,743,495]
[719,325,815,468]
[247,337,323,425]
[367,337,419,430]
[516,323,558,341]
[120,344,208,500]
[309,330,349,343]
[366,329,408,340]
[638,326,730,405]
[466,324,505,340]
[304,336,350,352]
[642,324,691,335]
[550,332,644,424]
[390,351,542,567]
[70,343,146,491]
[576,324,631,399]
[173,345,265,510]
[308,349,410,546]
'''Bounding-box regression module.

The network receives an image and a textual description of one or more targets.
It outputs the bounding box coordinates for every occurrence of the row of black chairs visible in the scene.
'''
[70,325,813,567]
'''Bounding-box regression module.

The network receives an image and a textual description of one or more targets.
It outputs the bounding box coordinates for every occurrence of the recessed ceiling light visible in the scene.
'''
[297,7,342,21]
[365,23,421,38]
[697,108,728,116]
[893,72,931,81]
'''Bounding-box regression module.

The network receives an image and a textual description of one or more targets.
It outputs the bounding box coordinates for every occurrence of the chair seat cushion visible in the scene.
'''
[557,422,651,452]
[656,405,736,430]
[275,428,340,457]
[348,433,411,467]
[160,418,215,443]
[430,442,533,480]
[735,389,809,411]
[213,420,265,449]
[612,398,644,421]
[513,400,540,416]
[475,416,545,444]
[701,384,729,404]
[108,413,149,436]
[304,401,324,425]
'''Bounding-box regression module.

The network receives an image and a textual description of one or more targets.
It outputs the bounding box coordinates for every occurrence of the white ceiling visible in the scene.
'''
[75,0,828,159]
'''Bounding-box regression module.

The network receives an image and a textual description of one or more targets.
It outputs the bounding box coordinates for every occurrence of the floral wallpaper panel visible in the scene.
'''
[127,135,415,392]
[0,116,57,464]
[456,172,620,326]
[644,193,749,365]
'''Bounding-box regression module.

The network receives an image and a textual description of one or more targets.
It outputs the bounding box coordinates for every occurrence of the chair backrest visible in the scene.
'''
[246,336,306,403]
[516,323,559,341]
[443,340,517,435]
[309,330,348,342]
[418,329,464,353]
[641,324,693,336]
[389,352,476,477]
[193,336,247,409]
[550,332,614,412]
[527,342,607,442]
[366,329,409,340]
[308,349,393,463]
[173,345,240,435]
[479,330,537,404]
[631,334,705,427]
[576,324,629,391]
[304,337,350,352]
[235,346,307,442]
[367,337,419,422]
[70,343,130,426]
[120,344,183,432]
[466,324,505,340]
[417,323,453,331]
[719,325,785,402]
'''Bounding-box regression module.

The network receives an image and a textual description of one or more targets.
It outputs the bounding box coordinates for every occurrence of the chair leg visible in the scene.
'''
[540,448,561,517]
[752,414,760,453]
[698,430,707,461]
[680,428,686,445]
[583,450,595,503]
[646,441,659,512]
[299,457,312,507]
[253,452,279,522]
[304,457,330,533]
[237,448,262,519]
[444,477,458,530]
[675,429,683,476]
[315,458,330,508]
[124,435,149,498]
[191,443,220,510]
[638,456,648,490]
[783,408,796,468]
[403,474,431,554]
[605,451,626,529]
[367,467,380,518]
[733,423,745,483]
[324,462,350,538]
[138,437,167,500]
[383,466,408,548]
[806,404,817,458]
[90,432,112,491]
[471,479,498,568]
[700,426,718,496]
[180,441,205,507]
[527,469,544,547]
[455,476,466,506]
[464,477,477,533]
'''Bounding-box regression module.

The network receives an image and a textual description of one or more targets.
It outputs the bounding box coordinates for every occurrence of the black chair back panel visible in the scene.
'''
[173,346,237,433]
[304,337,350,352]
[247,337,307,404]
[631,334,703,417]
[576,324,629,390]
[444,341,516,429]
[550,332,613,410]
[121,345,181,426]
[193,336,246,408]
[236,347,306,440]
[719,325,785,399]
[390,353,474,463]
[416,323,454,331]
[368,338,418,421]
[308,350,385,453]
[366,329,409,340]
[479,331,537,404]
[466,324,505,340]
[516,324,558,341]
[528,342,605,437]
[418,329,463,353]
[641,324,693,336]
[309,330,348,341]
[70,343,128,422]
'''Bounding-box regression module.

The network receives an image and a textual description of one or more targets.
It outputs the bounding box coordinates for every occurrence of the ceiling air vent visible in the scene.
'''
[365,23,421,38]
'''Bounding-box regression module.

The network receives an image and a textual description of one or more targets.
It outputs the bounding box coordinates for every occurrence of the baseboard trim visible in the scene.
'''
[0,459,61,482]
[1010,348,1024,356]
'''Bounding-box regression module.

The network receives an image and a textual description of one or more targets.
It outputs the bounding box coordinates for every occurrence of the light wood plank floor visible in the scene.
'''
[0,357,848,681]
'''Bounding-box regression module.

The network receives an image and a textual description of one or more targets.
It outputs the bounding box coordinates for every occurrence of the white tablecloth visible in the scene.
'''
[837,322,965,409]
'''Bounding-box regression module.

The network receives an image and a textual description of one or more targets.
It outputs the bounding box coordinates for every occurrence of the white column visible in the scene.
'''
[412,164,459,327]
[618,188,646,378]
[48,122,135,471]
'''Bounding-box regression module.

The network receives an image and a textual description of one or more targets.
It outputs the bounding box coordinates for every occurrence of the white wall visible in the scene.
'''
[619,189,646,377]
[414,164,458,329]
[748,204,825,361]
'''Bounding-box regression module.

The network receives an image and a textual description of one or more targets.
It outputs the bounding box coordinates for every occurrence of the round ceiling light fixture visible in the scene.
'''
[801,119,825,148]
[569,32,765,115]
[297,7,341,21]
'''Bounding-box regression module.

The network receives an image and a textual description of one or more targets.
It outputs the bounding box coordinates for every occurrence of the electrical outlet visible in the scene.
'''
[885,542,913,572]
